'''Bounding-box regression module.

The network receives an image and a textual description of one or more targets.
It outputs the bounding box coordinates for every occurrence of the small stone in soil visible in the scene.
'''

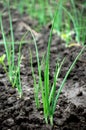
[77,91,83,96]
[2,118,14,126]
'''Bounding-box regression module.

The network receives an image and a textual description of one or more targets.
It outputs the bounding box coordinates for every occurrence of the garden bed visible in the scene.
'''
[0,8,86,130]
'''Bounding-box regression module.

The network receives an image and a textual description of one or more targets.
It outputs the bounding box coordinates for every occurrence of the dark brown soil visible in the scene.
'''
[0,8,86,130]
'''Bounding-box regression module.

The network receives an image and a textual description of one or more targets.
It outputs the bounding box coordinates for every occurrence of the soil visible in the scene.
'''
[0,7,86,130]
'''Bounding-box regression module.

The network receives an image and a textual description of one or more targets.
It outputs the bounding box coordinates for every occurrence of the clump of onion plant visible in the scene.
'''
[55,0,86,46]
[0,2,22,97]
[30,11,85,125]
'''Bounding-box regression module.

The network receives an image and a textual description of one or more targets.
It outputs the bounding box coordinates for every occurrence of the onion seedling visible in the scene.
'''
[61,0,86,46]
[30,10,85,125]
[53,0,86,47]
[0,2,23,97]
[70,0,86,46]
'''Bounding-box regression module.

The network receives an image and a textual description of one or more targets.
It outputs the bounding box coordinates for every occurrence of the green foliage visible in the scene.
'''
[2,0,86,46]
[55,0,86,46]
[0,54,6,64]
[0,2,22,97]
[30,11,85,125]
[0,0,86,125]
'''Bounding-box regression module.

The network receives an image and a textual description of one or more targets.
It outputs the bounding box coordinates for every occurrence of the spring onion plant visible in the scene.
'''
[64,9,86,46]
[52,0,86,47]
[29,8,85,125]
[0,2,23,97]
[61,0,86,46]
[70,0,86,46]
[60,0,86,46]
